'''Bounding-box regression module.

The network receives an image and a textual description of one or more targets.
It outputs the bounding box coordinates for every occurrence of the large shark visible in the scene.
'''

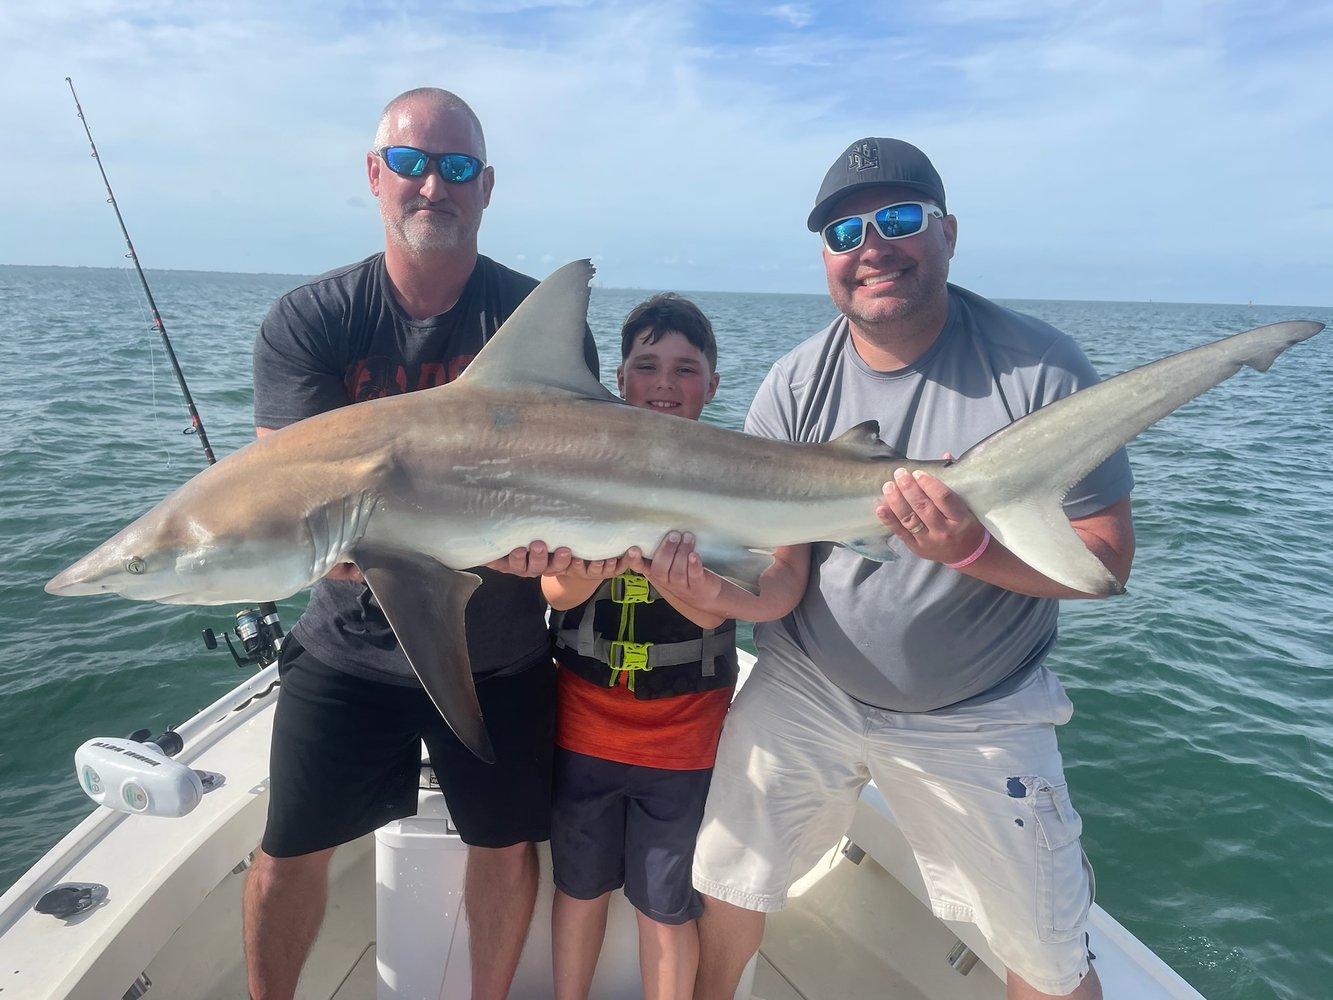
[46,259,1324,760]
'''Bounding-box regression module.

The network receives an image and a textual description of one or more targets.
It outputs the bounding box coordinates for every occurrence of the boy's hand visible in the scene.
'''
[485,541,575,577]
[558,555,631,580]
[627,532,723,607]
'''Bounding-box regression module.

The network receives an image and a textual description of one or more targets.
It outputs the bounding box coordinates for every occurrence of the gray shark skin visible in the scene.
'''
[45,259,1324,760]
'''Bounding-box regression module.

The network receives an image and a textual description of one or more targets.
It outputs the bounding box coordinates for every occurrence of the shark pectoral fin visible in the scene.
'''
[350,547,495,763]
[984,503,1124,597]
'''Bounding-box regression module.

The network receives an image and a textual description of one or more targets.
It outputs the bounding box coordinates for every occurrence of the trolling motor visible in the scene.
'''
[75,729,224,818]
[201,601,283,669]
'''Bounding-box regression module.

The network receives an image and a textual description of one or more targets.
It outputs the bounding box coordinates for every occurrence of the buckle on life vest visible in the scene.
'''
[608,640,653,671]
[611,573,654,605]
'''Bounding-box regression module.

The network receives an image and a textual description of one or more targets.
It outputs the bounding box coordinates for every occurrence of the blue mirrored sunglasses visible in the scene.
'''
[376,146,484,184]
[821,202,944,255]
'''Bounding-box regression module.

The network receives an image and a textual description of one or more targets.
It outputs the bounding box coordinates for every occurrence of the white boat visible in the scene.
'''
[0,650,1207,1000]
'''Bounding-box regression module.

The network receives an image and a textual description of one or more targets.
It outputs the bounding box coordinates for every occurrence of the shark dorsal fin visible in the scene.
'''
[829,420,903,461]
[457,258,616,401]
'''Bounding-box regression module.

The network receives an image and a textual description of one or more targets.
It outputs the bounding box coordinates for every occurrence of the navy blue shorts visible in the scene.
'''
[550,748,712,924]
[262,635,555,856]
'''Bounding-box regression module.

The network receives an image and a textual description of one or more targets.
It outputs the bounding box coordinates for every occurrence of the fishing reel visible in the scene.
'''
[201,602,283,669]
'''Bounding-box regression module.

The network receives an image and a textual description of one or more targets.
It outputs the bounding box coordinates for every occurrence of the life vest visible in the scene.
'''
[552,572,738,701]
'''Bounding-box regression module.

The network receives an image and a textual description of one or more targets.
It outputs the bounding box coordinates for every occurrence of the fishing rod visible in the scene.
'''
[66,76,281,669]
[65,76,217,466]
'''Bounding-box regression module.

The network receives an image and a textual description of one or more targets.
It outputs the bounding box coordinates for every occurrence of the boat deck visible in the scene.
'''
[136,832,1003,999]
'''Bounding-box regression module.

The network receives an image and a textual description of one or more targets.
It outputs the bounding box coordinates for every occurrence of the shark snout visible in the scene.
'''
[45,570,96,596]
[46,549,138,597]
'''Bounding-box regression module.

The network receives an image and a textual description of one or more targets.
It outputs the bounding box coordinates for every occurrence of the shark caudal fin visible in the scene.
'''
[950,320,1325,596]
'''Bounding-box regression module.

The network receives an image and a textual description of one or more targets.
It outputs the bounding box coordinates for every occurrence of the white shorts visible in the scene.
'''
[692,633,1094,996]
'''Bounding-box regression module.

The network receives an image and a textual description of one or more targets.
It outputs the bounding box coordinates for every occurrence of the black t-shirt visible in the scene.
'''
[252,252,598,685]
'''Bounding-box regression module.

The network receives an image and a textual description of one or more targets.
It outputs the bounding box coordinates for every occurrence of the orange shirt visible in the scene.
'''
[555,667,732,770]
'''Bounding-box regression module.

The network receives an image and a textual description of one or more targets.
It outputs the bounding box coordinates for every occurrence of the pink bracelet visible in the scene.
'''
[946,530,991,570]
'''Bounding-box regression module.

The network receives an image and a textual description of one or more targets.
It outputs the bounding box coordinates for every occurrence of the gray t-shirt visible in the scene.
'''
[748,284,1133,712]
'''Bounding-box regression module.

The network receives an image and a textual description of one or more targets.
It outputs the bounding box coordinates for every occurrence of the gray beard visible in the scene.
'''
[381,203,471,254]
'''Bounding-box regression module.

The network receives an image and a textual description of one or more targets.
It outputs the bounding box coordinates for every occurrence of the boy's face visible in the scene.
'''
[617,330,719,420]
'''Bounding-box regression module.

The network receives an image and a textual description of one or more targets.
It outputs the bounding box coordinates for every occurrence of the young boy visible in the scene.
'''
[543,293,735,1000]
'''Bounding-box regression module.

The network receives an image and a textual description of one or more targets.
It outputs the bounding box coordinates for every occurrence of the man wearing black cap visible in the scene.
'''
[689,137,1135,1000]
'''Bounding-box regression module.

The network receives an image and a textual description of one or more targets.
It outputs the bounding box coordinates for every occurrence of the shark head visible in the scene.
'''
[46,471,318,606]
[47,510,284,605]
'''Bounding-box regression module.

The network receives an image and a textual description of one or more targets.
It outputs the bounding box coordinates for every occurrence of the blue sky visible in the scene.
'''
[4,0,1331,304]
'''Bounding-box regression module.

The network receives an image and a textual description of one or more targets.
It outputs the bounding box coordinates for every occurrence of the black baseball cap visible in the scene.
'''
[807,137,947,232]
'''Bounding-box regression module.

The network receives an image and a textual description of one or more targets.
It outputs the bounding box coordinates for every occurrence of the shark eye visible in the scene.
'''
[126,557,147,575]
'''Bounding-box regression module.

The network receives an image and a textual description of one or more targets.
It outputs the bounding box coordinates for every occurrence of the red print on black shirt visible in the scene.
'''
[345,354,477,403]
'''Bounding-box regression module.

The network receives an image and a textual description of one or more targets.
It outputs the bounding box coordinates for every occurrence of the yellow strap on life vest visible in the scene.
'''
[611,572,655,605]
[610,573,655,691]
[609,640,652,672]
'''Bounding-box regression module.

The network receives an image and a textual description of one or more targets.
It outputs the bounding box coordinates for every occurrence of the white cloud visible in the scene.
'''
[763,4,814,30]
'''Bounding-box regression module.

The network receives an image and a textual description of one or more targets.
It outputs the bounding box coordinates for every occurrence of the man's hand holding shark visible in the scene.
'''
[878,467,1136,599]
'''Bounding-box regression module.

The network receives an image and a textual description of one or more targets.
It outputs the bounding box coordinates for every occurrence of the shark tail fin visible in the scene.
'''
[1234,320,1325,371]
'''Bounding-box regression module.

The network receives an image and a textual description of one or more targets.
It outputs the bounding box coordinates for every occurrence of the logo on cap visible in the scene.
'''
[847,140,879,172]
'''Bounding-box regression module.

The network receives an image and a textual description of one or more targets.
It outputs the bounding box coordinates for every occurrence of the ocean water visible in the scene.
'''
[1,264,1330,1000]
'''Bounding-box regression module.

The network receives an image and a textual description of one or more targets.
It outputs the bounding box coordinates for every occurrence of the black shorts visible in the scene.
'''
[261,635,555,857]
[549,749,711,924]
